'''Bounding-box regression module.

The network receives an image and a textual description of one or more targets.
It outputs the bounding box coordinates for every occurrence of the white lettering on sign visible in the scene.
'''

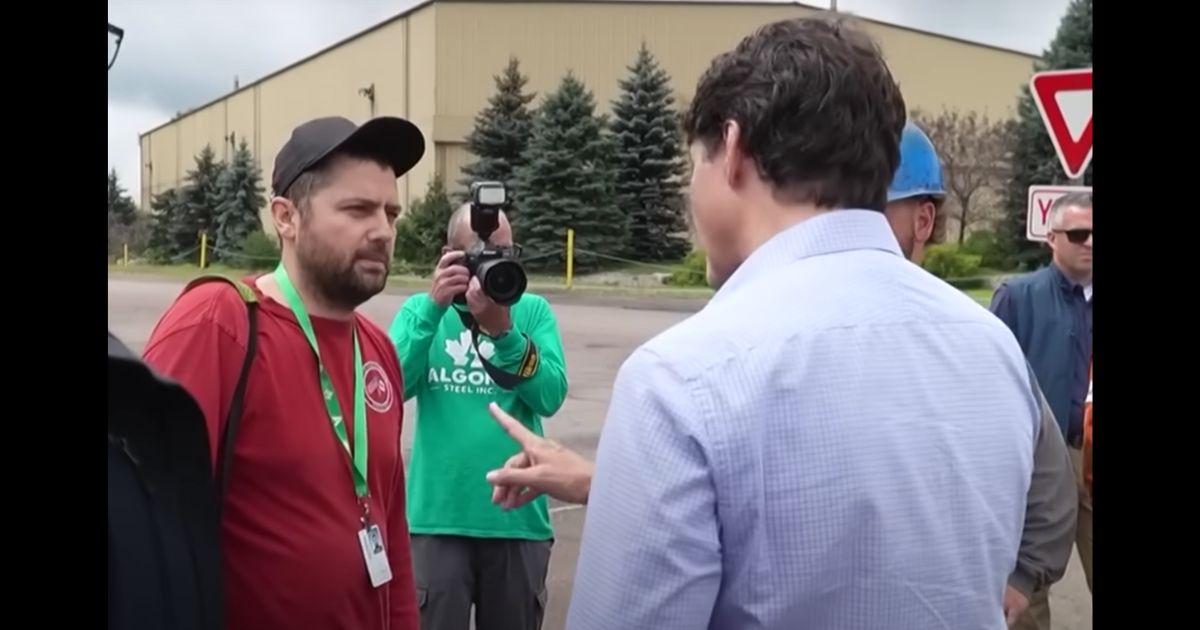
[1026,185,1092,242]
[428,366,497,396]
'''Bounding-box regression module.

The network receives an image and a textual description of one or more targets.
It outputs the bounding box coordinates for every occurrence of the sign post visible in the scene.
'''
[1027,68,1092,241]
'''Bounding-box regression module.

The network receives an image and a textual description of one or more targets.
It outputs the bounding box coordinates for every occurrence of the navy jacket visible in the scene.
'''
[989,266,1092,444]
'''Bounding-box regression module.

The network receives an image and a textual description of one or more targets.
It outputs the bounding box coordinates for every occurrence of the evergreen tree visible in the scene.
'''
[394,175,455,268]
[459,57,536,218]
[147,187,185,263]
[514,73,625,273]
[998,0,1092,270]
[172,145,227,258]
[213,140,266,263]
[107,168,138,226]
[611,43,690,262]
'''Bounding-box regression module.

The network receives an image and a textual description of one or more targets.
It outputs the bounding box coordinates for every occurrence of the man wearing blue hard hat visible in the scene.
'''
[883,121,950,263]
[885,121,1078,629]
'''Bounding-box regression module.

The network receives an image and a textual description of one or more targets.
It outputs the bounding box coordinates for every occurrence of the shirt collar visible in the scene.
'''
[711,209,903,303]
[1051,264,1093,301]
[1051,264,1073,292]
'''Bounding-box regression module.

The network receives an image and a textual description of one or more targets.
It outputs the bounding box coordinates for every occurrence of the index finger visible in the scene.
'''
[488,402,541,450]
[465,277,487,307]
[438,250,466,268]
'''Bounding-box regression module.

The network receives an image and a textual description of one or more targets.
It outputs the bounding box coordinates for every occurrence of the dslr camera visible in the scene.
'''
[457,181,527,306]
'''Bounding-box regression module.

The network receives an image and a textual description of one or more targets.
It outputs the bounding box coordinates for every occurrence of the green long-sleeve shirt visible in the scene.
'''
[389,292,568,540]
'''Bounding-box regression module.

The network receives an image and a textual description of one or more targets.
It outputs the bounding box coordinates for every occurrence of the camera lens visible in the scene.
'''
[477,259,527,306]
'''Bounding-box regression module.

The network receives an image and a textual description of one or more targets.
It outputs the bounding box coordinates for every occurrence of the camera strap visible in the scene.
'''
[453,308,539,390]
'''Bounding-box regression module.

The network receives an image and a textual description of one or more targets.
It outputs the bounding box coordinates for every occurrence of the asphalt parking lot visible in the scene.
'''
[108,275,1092,629]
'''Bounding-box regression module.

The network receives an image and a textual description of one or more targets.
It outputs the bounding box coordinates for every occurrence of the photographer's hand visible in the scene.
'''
[431,251,470,308]
[466,277,513,336]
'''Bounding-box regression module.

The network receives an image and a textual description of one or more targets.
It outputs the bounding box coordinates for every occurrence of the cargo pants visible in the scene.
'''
[411,534,553,630]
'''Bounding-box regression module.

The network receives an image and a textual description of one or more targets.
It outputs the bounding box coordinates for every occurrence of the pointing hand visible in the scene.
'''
[484,403,594,509]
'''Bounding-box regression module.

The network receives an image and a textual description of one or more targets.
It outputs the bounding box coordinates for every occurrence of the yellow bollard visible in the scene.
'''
[123,243,129,267]
[565,228,575,290]
[200,232,208,269]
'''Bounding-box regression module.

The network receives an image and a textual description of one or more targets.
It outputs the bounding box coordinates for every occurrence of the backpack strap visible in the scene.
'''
[182,274,260,518]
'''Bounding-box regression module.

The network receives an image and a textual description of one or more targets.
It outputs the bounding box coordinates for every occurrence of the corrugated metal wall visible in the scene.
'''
[437,143,475,195]
[139,1,1037,228]
[139,14,419,218]
[431,1,1035,191]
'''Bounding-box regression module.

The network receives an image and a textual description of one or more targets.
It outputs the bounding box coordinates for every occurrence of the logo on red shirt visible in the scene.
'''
[363,361,394,413]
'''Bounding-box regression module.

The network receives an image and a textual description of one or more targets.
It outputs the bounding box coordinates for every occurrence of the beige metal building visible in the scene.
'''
[138,0,1038,223]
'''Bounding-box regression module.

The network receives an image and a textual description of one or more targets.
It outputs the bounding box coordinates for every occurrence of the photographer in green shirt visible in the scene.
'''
[389,194,568,630]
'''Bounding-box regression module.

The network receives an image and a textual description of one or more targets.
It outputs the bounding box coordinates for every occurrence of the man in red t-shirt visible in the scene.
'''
[142,115,425,630]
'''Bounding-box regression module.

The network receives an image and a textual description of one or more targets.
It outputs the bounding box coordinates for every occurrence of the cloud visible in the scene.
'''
[107,0,412,202]
[108,100,166,196]
[840,0,1071,55]
[107,0,409,112]
[107,0,1075,204]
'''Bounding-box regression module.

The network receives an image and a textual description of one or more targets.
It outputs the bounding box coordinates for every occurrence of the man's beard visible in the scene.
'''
[296,232,391,311]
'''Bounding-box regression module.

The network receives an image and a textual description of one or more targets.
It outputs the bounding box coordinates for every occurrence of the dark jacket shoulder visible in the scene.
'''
[108,331,224,630]
[1000,266,1058,293]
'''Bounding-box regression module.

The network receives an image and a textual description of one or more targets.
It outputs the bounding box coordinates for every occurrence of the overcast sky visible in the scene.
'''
[108,0,1073,203]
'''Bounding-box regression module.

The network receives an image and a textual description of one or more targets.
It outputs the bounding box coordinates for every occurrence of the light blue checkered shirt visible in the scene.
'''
[567,210,1039,630]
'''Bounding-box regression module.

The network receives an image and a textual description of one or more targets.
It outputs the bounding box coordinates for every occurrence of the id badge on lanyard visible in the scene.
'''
[274,264,392,587]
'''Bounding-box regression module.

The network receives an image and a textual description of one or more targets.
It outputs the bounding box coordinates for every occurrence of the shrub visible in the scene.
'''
[922,244,982,280]
[665,249,708,287]
[946,276,989,290]
[391,259,430,277]
[240,231,280,271]
[394,176,454,265]
[961,229,1009,271]
[108,213,155,262]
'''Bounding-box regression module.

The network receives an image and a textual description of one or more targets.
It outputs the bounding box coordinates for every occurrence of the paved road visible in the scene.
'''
[108,275,1092,630]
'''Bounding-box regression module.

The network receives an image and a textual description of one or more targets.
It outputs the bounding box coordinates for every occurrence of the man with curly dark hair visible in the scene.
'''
[535,17,1041,630]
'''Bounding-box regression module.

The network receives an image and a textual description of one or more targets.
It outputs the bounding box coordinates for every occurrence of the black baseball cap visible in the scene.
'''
[272,116,426,196]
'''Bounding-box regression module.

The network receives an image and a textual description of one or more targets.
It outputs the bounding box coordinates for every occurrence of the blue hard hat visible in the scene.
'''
[887,121,946,203]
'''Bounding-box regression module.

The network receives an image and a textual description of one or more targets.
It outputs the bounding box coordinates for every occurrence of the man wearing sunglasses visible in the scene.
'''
[989,191,1093,629]
[389,205,569,630]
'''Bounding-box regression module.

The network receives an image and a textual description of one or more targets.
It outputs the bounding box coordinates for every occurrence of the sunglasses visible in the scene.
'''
[1054,229,1092,245]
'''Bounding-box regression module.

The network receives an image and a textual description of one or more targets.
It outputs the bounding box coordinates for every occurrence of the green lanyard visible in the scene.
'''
[274,264,369,499]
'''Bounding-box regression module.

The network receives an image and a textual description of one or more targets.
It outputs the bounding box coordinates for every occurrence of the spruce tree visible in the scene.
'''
[394,175,455,268]
[459,57,536,218]
[611,43,690,262]
[147,187,185,263]
[998,0,1092,270]
[213,140,266,263]
[173,145,227,258]
[107,168,138,226]
[514,73,625,273]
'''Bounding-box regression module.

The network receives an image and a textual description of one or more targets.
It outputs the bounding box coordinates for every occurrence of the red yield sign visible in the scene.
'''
[1030,68,1093,180]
